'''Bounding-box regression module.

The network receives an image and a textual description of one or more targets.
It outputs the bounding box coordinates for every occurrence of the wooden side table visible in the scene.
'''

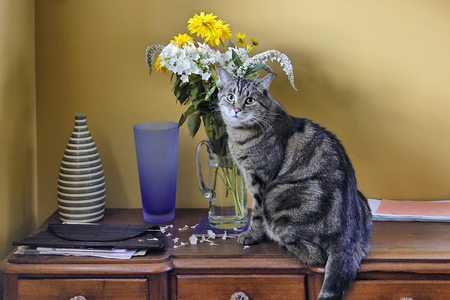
[2,208,450,299]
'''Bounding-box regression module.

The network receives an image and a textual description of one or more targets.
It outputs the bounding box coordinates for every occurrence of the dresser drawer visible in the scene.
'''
[17,278,148,300]
[176,274,306,300]
[344,280,450,300]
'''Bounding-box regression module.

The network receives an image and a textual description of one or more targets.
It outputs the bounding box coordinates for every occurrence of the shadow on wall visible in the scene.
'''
[0,40,37,300]
[269,50,450,199]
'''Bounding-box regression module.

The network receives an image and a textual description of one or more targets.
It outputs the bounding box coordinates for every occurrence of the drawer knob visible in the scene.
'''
[400,298,413,300]
[70,297,86,300]
[231,292,249,300]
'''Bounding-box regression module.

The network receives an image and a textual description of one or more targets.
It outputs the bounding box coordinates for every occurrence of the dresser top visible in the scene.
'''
[3,208,450,273]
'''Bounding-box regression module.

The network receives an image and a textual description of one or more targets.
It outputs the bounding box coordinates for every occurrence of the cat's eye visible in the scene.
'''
[245,97,256,105]
[226,94,235,103]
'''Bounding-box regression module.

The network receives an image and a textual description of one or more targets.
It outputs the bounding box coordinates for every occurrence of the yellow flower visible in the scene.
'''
[187,12,219,41]
[155,54,167,75]
[170,33,194,48]
[251,38,259,47]
[246,44,253,55]
[236,32,246,47]
[206,19,232,46]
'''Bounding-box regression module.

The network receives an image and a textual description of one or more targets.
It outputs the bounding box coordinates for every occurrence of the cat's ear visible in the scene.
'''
[218,68,234,88]
[256,72,275,90]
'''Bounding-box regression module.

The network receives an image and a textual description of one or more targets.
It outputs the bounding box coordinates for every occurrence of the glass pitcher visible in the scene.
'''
[195,140,248,230]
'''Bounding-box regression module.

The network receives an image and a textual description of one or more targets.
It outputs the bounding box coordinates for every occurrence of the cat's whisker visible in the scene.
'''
[254,121,265,132]
[255,118,274,132]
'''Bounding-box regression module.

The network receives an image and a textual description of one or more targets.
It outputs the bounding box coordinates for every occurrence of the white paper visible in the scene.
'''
[369,198,450,222]
[15,246,142,259]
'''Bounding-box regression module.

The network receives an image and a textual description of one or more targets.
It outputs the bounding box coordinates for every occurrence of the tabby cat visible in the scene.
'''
[217,68,373,300]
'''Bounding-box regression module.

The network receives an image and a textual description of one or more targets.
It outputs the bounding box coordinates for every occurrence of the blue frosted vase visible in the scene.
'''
[133,121,179,223]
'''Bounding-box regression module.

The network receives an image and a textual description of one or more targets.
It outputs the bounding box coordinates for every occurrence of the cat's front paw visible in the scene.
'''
[237,232,259,245]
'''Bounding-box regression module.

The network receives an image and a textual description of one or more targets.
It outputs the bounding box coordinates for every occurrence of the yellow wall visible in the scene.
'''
[32,0,450,224]
[0,0,37,295]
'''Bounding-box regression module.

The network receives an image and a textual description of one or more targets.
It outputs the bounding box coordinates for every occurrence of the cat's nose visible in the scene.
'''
[234,108,241,115]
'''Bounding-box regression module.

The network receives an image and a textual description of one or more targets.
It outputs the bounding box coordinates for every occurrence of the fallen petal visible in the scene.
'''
[207,230,216,239]
[189,234,198,245]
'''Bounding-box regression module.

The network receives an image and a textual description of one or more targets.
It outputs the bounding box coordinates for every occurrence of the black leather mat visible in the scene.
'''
[13,224,165,250]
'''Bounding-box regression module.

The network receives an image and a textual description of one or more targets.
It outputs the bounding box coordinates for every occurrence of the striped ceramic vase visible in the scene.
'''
[57,113,106,223]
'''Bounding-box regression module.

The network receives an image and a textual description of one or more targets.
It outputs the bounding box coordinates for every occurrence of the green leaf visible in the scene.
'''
[170,73,177,84]
[231,50,243,67]
[214,123,226,141]
[245,63,267,76]
[192,98,205,110]
[203,113,214,141]
[178,105,196,127]
[186,86,199,105]
[205,85,216,101]
[174,80,192,105]
[227,39,234,49]
[176,90,189,105]
[187,113,201,137]
[189,76,203,84]
[178,114,187,128]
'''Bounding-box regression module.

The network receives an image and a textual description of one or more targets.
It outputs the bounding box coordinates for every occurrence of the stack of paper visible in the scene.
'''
[14,246,147,260]
[369,198,450,222]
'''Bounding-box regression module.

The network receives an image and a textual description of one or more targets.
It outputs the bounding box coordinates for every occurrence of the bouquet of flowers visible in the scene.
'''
[146,12,296,221]
[146,12,296,157]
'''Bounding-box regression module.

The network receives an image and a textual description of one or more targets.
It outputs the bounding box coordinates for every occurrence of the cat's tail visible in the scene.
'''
[317,191,372,300]
[317,249,362,300]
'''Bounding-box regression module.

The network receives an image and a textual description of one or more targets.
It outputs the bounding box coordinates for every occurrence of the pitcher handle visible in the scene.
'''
[195,140,216,201]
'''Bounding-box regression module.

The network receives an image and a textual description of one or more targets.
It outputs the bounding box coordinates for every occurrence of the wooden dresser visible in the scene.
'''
[2,208,450,300]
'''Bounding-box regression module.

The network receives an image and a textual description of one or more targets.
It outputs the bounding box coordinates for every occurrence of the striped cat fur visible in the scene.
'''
[218,68,372,300]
